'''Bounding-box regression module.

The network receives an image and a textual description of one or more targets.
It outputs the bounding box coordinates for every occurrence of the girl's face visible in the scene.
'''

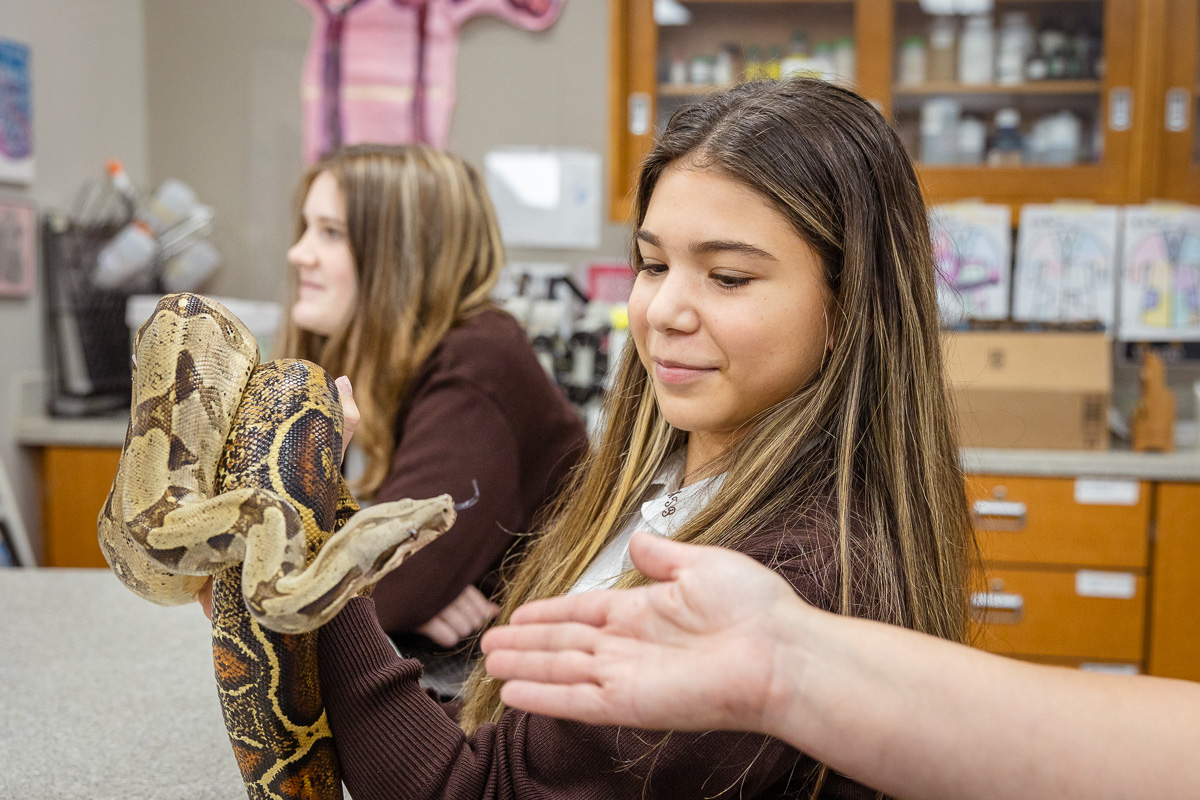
[288,170,357,337]
[630,164,833,456]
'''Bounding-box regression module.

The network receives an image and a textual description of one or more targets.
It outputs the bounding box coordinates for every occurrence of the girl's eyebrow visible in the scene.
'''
[309,214,347,227]
[636,228,777,261]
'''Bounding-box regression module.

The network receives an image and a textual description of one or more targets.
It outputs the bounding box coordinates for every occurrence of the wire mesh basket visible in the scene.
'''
[40,214,161,417]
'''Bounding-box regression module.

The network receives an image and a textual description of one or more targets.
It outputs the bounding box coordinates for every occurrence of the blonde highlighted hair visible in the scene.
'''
[460,79,976,740]
[279,144,505,497]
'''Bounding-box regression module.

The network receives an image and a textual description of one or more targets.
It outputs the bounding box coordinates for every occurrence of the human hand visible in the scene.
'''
[481,532,806,733]
[199,577,213,620]
[417,584,501,648]
[335,375,359,462]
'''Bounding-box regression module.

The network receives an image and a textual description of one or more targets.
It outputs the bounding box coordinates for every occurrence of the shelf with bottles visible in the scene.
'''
[893,79,1101,95]
[890,0,1106,170]
[656,1,856,126]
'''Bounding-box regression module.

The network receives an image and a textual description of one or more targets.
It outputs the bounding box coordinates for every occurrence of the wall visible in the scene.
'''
[143,0,628,306]
[0,0,149,561]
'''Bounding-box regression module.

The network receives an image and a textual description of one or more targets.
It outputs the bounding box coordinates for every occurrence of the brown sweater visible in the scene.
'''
[317,509,886,799]
[368,309,587,633]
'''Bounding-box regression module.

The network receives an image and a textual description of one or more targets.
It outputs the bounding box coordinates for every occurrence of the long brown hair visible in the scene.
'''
[462,78,975,737]
[279,144,505,497]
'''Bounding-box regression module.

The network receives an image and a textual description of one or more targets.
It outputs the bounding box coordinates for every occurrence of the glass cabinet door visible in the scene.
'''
[879,0,1139,206]
[609,0,861,221]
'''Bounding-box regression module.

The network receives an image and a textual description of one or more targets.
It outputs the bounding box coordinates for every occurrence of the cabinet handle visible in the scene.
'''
[1108,88,1132,132]
[972,499,1027,531]
[1166,88,1191,133]
[971,591,1024,625]
[628,92,651,136]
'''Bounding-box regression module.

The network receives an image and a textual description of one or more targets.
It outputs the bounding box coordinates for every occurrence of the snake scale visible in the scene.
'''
[98,293,458,799]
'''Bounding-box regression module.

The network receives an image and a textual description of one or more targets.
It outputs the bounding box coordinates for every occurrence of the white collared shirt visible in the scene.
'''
[568,451,726,594]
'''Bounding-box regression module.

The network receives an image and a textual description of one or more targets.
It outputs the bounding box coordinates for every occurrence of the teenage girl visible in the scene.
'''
[314,78,976,798]
[282,144,587,680]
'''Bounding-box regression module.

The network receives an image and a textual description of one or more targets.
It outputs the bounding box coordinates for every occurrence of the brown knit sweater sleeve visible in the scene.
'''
[316,521,883,800]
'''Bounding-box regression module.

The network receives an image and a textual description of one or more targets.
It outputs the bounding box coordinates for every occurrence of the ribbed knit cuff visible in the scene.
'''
[317,597,473,800]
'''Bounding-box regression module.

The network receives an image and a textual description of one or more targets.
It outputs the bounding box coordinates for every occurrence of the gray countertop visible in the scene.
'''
[0,568,246,799]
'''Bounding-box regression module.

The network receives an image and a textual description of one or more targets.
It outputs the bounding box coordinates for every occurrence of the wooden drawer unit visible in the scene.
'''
[971,566,1147,663]
[966,475,1150,569]
[42,446,120,568]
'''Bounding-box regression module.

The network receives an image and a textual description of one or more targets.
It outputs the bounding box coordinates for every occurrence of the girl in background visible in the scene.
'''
[316,78,976,799]
[283,144,587,692]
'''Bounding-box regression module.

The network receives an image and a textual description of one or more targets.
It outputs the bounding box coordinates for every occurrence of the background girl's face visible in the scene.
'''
[288,170,357,337]
[630,164,833,450]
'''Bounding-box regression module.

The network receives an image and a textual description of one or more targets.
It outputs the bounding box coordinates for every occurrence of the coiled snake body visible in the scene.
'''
[98,293,456,798]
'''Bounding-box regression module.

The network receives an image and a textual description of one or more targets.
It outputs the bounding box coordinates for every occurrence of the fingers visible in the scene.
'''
[498,680,613,726]
[481,619,600,655]
[417,585,502,648]
[485,646,598,686]
[198,577,214,621]
[627,530,708,582]
[418,617,461,648]
[508,590,618,627]
[335,375,359,461]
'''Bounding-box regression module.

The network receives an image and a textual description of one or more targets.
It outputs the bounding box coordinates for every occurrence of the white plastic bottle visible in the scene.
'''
[996,12,1032,85]
[958,15,995,85]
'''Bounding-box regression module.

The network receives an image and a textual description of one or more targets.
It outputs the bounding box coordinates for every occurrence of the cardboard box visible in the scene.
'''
[942,332,1112,451]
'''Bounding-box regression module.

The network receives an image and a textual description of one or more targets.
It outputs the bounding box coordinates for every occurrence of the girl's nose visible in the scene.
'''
[287,237,313,270]
[644,270,700,334]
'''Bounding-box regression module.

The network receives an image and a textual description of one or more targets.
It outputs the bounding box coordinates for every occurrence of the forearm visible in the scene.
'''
[773,605,1200,800]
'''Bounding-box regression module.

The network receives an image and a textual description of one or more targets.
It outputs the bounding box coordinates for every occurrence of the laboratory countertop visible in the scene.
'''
[0,568,246,799]
[15,373,1200,481]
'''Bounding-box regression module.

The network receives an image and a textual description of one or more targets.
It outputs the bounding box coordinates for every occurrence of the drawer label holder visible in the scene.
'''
[1075,570,1137,599]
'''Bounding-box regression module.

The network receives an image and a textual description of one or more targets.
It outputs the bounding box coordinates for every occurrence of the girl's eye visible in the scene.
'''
[713,273,751,290]
[322,227,345,240]
[637,261,667,276]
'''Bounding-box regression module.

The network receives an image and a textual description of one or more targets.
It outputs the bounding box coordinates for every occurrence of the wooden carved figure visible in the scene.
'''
[1132,350,1176,452]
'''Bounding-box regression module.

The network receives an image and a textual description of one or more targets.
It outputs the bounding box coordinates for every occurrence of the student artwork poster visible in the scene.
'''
[1118,204,1200,341]
[930,203,1012,324]
[1013,204,1120,331]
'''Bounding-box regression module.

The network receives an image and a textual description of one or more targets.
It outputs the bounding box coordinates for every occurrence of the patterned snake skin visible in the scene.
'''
[98,293,457,798]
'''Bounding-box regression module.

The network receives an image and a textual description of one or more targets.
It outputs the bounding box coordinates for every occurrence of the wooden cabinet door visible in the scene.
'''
[1156,0,1200,201]
[43,447,120,568]
[1148,483,1200,681]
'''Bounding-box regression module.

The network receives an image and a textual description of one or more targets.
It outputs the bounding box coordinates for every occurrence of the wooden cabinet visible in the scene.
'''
[967,474,1150,671]
[1155,0,1200,201]
[42,446,120,568]
[608,0,1183,220]
[1148,482,1200,681]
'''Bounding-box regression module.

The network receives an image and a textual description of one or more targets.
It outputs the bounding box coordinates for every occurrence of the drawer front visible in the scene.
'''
[971,567,1146,662]
[966,475,1149,568]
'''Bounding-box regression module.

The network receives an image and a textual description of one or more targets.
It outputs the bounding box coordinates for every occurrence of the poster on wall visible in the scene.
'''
[0,39,34,185]
[0,196,36,297]
[1118,204,1200,341]
[1012,204,1120,332]
[930,203,1012,325]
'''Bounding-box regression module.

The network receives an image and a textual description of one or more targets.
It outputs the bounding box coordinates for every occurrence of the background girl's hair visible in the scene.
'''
[278,143,506,497]
[460,78,976,742]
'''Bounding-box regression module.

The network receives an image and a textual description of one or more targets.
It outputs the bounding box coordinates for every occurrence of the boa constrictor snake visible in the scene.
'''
[98,293,458,799]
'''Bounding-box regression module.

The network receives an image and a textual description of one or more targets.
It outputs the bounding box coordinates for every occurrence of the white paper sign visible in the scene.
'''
[1118,205,1200,341]
[931,203,1013,324]
[1075,570,1137,599]
[1073,477,1140,506]
[485,148,602,250]
[1013,205,1121,331]
[1079,662,1140,675]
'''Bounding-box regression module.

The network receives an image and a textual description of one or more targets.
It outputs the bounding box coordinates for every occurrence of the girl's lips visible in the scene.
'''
[653,359,716,385]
